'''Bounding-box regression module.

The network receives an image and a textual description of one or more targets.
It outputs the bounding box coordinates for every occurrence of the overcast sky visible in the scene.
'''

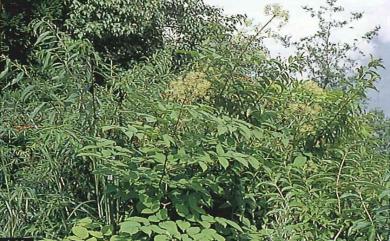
[204,0,390,116]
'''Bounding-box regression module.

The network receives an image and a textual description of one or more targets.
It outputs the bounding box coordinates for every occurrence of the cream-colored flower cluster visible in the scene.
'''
[288,103,322,116]
[302,80,324,96]
[167,71,211,104]
[287,102,322,135]
[264,4,289,23]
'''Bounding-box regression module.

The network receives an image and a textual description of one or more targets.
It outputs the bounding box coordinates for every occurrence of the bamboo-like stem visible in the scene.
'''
[336,152,347,214]
[358,192,383,241]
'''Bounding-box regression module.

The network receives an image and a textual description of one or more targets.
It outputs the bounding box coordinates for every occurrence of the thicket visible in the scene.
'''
[0,0,389,240]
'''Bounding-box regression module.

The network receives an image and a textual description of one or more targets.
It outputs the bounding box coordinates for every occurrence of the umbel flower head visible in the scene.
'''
[288,103,322,116]
[302,80,324,96]
[167,71,211,104]
[264,4,289,24]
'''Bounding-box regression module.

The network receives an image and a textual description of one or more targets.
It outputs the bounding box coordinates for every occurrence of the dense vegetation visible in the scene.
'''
[0,0,389,240]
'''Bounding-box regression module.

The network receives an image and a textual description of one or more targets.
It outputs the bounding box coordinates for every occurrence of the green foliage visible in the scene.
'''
[0,0,64,61]
[285,0,381,88]
[1,0,243,66]
[65,0,241,64]
[0,1,389,241]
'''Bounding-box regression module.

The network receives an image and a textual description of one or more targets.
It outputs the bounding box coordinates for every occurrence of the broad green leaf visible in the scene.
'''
[154,235,169,241]
[154,152,166,162]
[67,236,83,241]
[72,226,89,239]
[186,227,201,235]
[149,225,166,234]
[126,216,150,224]
[119,221,141,235]
[88,231,103,238]
[293,155,307,168]
[142,208,159,214]
[159,221,179,236]
[140,226,152,236]
[78,217,93,226]
[176,220,191,231]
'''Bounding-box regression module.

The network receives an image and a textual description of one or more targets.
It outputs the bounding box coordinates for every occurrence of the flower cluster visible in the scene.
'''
[167,71,211,104]
[288,103,322,116]
[302,80,324,96]
[287,102,322,135]
[264,4,289,24]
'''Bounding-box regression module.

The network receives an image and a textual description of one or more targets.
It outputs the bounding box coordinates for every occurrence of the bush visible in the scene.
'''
[0,1,389,240]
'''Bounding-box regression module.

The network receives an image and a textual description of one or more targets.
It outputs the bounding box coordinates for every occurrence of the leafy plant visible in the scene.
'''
[0,1,388,241]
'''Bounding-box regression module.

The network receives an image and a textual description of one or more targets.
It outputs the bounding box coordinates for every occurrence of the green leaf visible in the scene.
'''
[154,152,166,163]
[239,125,251,140]
[109,236,121,241]
[224,219,243,232]
[252,129,263,140]
[162,134,174,147]
[213,233,225,241]
[233,155,249,168]
[88,231,103,238]
[180,234,193,241]
[293,155,307,168]
[199,161,208,172]
[217,125,228,135]
[78,217,93,226]
[281,138,289,147]
[0,59,9,79]
[149,225,167,234]
[248,156,260,169]
[186,227,201,235]
[218,156,229,169]
[140,226,152,236]
[159,221,180,236]
[154,235,169,241]
[199,221,211,228]
[216,144,225,156]
[188,194,204,214]
[368,226,376,241]
[119,221,141,235]
[102,225,113,236]
[126,216,150,224]
[142,208,159,214]
[201,215,215,223]
[68,236,83,241]
[176,220,191,232]
[156,209,168,220]
[176,204,190,217]
[72,226,89,239]
[31,102,46,119]
[215,217,227,228]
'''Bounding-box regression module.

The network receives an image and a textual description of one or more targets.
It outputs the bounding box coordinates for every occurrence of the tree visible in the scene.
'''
[285,0,380,88]
[1,0,244,66]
